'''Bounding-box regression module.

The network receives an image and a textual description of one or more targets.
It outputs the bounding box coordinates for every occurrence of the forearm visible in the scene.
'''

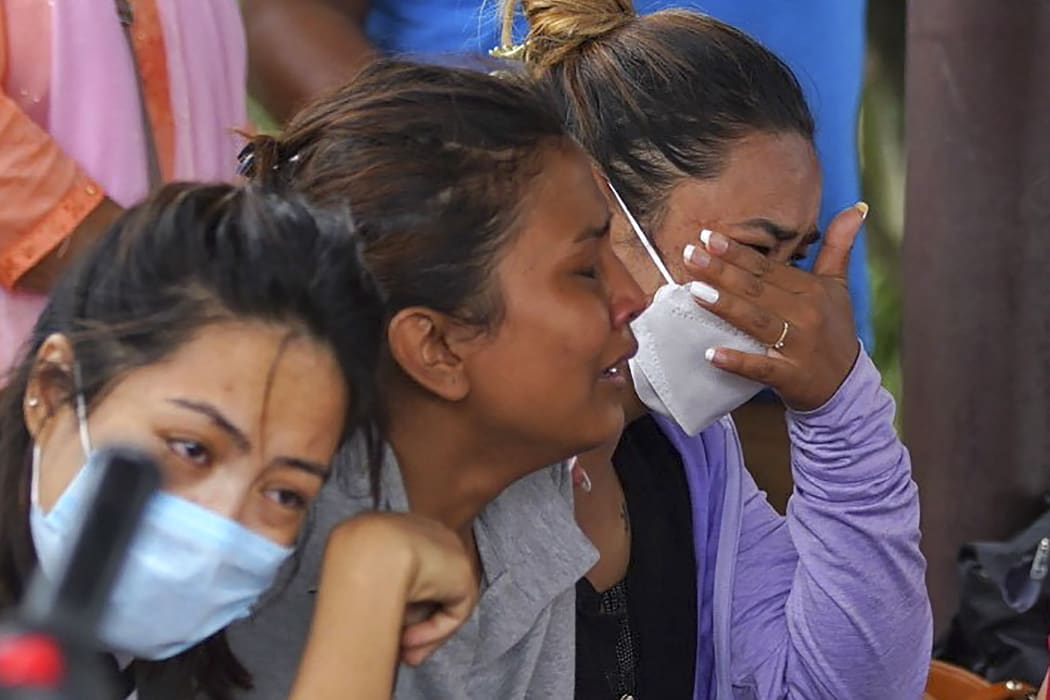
[0,90,122,292]
[779,351,930,697]
[727,354,931,698]
[16,197,122,293]
[243,0,377,123]
[289,519,413,700]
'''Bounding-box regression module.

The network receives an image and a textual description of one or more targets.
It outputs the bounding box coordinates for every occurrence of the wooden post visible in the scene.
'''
[904,1,1050,633]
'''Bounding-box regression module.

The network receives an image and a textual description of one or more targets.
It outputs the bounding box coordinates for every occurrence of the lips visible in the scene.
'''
[600,337,639,379]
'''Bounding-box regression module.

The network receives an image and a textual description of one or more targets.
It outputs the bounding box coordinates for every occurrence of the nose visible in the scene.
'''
[175,471,250,522]
[602,244,647,328]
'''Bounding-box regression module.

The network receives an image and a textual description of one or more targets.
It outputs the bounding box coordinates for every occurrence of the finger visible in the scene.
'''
[688,280,788,346]
[404,601,439,627]
[401,641,441,667]
[699,229,771,276]
[698,229,809,292]
[684,243,794,313]
[811,202,867,278]
[704,346,793,388]
[400,611,466,656]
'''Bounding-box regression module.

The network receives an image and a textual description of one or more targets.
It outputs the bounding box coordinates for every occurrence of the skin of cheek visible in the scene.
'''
[609,216,669,298]
[456,145,640,463]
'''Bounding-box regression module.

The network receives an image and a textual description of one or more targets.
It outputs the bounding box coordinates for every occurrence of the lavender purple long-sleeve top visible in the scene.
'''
[658,350,932,699]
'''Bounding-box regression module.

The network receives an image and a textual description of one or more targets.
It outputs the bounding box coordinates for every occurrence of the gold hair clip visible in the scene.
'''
[489,43,527,61]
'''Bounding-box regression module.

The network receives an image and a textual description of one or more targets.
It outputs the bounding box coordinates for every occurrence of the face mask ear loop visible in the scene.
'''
[73,363,93,457]
[606,180,675,286]
[31,443,42,508]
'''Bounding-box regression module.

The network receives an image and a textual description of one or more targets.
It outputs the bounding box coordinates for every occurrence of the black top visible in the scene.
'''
[575,414,699,699]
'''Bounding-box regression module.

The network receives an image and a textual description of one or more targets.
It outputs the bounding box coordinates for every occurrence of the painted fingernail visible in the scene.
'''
[689,281,719,304]
[683,243,711,267]
[699,229,729,254]
[854,201,869,220]
[704,348,718,362]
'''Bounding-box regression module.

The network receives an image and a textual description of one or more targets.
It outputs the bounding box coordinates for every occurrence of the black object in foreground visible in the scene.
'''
[0,446,160,699]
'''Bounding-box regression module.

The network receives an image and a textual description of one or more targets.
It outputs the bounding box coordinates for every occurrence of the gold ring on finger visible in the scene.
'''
[771,320,790,351]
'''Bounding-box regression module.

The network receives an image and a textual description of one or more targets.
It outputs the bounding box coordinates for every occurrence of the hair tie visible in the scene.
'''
[489,43,527,62]
[236,143,256,177]
[237,144,301,179]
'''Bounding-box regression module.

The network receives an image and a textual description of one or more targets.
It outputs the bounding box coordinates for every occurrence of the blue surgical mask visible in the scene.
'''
[29,386,293,660]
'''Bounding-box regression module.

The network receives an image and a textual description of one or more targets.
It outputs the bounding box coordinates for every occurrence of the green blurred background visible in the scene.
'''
[862,0,906,414]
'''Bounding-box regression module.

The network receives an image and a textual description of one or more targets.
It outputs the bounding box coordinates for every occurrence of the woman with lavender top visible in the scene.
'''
[503,1,933,698]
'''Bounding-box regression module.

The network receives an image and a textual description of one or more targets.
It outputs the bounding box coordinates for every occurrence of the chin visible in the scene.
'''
[574,405,627,453]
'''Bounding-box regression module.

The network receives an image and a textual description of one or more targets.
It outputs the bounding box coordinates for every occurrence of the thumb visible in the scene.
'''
[812,202,867,278]
[401,611,465,649]
[401,641,442,667]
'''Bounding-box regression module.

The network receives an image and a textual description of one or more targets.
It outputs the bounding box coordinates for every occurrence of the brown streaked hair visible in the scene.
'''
[244,59,571,330]
[502,0,815,233]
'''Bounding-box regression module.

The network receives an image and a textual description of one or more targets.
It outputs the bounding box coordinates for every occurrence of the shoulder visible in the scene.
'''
[650,412,739,469]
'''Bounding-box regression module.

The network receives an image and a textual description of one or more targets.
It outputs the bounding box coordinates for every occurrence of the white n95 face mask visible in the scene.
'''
[608,183,766,436]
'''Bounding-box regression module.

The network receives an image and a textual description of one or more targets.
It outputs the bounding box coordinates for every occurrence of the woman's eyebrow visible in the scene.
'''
[736,218,807,242]
[167,398,250,451]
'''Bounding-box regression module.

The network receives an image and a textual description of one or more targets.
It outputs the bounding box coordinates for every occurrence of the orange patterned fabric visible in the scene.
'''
[0,1,104,288]
[127,0,175,181]
[0,0,174,288]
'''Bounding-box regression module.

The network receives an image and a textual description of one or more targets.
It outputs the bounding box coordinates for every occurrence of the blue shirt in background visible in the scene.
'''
[365,0,872,347]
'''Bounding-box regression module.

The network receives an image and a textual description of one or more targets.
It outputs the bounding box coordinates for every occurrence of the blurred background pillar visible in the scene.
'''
[904,1,1050,634]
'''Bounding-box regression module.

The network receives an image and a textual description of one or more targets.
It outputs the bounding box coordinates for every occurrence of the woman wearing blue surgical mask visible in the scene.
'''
[502,1,933,699]
[0,183,478,698]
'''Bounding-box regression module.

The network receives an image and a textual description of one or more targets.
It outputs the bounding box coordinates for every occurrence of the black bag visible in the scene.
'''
[935,507,1050,686]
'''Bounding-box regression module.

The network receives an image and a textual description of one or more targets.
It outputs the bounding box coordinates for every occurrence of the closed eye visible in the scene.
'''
[792,229,823,263]
[744,243,773,258]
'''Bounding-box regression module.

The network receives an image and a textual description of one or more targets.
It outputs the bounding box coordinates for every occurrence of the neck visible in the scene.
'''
[384,391,538,541]
[573,439,630,591]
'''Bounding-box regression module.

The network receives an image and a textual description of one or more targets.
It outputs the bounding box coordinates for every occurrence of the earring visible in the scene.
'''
[27,397,40,408]
[568,457,593,494]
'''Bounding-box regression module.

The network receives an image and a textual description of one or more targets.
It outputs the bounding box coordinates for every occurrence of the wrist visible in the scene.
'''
[325,514,418,597]
[787,340,865,418]
[18,196,122,293]
[293,515,417,700]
